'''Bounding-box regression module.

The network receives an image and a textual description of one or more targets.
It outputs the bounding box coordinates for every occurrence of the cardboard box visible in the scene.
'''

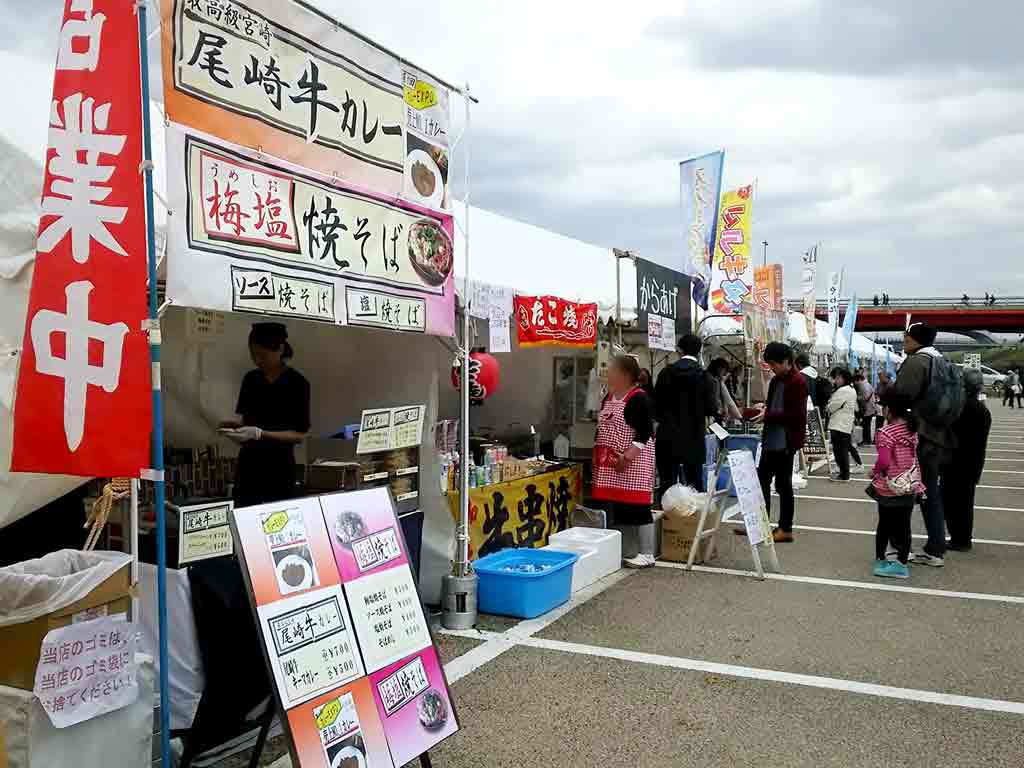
[659,507,719,564]
[0,564,132,691]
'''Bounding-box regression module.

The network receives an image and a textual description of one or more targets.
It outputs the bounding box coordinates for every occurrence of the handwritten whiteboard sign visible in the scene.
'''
[727,450,772,546]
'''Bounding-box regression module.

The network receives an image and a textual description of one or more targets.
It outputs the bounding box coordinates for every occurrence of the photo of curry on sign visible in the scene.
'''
[514,295,598,348]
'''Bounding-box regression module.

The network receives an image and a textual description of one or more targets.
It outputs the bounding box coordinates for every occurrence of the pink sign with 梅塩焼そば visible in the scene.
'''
[321,488,410,583]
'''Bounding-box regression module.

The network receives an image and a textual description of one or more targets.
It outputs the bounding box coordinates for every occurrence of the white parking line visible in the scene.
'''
[721,520,1024,547]
[806,476,1024,492]
[518,635,1024,715]
[439,569,634,683]
[655,561,1024,605]
[790,493,1024,513]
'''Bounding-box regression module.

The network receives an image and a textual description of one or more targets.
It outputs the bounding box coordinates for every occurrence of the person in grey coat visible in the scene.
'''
[893,322,953,567]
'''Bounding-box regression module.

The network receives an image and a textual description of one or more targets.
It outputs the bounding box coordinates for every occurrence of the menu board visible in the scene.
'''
[803,409,828,459]
[178,501,234,565]
[232,489,458,767]
[356,406,426,454]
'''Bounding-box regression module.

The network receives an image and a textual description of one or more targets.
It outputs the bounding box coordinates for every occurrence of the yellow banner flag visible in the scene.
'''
[710,185,755,315]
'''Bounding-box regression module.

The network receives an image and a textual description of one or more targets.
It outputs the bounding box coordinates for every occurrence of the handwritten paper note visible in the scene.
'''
[489,305,511,353]
[727,450,771,546]
[34,618,139,728]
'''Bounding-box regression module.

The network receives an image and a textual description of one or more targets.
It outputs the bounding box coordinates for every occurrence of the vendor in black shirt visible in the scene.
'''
[221,322,311,507]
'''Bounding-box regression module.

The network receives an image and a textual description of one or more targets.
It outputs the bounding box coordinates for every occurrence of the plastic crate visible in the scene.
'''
[473,549,578,619]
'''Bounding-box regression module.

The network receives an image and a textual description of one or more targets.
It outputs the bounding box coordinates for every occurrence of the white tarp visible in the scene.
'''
[451,201,628,319]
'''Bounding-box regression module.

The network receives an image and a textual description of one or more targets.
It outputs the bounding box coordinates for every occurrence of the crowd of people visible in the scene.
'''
[591,322,996,578]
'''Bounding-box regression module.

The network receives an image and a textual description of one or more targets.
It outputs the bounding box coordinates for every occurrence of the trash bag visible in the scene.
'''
[660,483,707,516]
[0,550,132,628]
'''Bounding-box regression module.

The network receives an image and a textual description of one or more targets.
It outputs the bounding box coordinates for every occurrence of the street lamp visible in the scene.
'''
[762,240,768,266]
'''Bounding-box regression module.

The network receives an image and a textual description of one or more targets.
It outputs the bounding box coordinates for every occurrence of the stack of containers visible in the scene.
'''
[545,527,622,592]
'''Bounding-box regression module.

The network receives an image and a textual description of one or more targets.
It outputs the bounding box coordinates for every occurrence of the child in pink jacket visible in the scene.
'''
[866,391,925,579]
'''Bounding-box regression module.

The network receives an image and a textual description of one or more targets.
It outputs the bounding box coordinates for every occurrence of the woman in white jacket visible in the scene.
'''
[827,368,864,481]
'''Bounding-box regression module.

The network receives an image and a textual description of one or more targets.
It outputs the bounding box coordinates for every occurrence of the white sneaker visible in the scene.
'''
[624,554,655,569]
[851,464,866,475]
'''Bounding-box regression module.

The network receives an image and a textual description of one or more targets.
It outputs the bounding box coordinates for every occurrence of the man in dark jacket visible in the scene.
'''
[654,333,717,497]
[942,369,991,551]
[755,342,808,543]
[893,322,952,566]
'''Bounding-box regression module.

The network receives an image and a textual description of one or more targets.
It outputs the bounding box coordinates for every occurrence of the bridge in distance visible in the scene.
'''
[786,296,1024,334]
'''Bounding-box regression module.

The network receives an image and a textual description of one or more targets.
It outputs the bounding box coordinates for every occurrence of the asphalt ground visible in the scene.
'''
[262,404,1024,767]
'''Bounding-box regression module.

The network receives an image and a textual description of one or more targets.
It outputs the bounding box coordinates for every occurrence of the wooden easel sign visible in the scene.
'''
[802,407,831,476]
[725,450,780,579]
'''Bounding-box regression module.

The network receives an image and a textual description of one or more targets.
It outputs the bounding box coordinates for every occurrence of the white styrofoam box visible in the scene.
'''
[548,527,621,582]
[542,544,600,592]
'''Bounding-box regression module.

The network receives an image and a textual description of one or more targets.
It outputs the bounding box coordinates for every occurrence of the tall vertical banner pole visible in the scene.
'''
[459,85,472,572]
[137,4,170,766]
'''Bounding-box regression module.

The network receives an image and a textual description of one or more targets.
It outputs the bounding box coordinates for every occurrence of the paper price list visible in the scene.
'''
[265,593,363,706]
[344,565,431,673]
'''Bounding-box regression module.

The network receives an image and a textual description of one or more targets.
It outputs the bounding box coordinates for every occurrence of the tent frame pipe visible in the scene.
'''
[138,4,170,767]
[454,85,473,577]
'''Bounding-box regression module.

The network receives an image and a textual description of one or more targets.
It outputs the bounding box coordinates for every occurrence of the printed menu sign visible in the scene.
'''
[356,405,425,454]
[257,588,364,708]
[344,566,431,673]
[369,648,457,768]
[178,501,233,564]
[233,488,457,766]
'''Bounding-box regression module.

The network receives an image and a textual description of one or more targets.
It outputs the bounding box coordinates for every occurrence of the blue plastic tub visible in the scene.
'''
[474,548,579,619]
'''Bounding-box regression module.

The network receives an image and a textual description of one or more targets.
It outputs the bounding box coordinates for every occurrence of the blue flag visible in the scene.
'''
[679,150,725,310]
[840,294,859,361]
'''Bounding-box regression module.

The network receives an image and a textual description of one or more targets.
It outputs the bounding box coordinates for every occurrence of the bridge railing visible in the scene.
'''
[785,296,1024,312]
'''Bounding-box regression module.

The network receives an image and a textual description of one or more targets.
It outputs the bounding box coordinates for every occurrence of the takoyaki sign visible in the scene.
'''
[166,128,455,336]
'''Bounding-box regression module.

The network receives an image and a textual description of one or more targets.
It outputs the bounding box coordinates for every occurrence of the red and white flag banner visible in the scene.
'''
[514,294,598,349]
[11,0,151,477]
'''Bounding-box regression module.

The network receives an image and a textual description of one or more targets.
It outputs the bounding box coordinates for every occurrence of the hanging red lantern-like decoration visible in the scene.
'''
[452,351,501,403]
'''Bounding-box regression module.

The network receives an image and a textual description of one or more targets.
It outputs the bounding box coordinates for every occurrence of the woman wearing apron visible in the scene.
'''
[593,355,657,568]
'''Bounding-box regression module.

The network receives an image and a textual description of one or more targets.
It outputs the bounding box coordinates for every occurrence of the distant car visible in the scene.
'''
[957,363,1006,391]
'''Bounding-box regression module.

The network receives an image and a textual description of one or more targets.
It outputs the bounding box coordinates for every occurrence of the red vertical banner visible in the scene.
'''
[11,0,150,477]
[514,294,598,348]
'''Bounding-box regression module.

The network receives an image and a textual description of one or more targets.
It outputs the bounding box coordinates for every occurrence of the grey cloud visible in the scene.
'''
[652,1,1024,77]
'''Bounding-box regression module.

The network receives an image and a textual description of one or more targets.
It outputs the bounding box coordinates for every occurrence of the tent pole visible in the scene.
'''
[457,84,473,576]
[137,4,170,767]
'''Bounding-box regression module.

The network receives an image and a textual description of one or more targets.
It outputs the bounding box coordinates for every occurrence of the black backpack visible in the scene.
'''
[917,354,965,429]
[814,376,833,409]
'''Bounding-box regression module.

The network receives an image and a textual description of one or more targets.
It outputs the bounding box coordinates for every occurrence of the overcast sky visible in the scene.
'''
[5,0,1023,299]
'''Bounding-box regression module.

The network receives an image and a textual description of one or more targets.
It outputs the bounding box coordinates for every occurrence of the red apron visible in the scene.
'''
[592,387,656,505]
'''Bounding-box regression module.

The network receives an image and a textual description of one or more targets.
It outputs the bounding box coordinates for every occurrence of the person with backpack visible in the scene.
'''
[867,391,925,578]
[943,369,992,551]
[893,322,963,567]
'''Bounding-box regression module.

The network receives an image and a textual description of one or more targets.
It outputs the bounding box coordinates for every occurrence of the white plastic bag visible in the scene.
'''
[660,483,708,517]
[0,550,131,628]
